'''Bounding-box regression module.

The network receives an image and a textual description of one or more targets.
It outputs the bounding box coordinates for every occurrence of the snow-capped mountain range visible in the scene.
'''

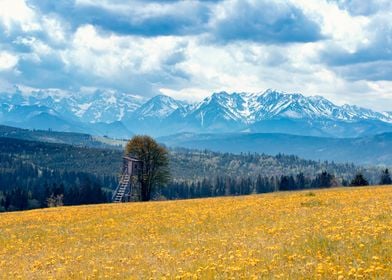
[181,90,392,123]
[1,88,392,138]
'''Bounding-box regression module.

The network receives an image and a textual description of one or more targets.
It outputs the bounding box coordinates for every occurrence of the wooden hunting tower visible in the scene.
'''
[112,156,143,202]
[122,156,142,176]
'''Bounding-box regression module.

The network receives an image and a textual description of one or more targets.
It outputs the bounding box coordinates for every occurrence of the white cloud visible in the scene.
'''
[0,0,39,32]
[16,36,52,55]
[42,16,68,44]
[159,87,210,102]
[293,0,369,51]
[166,37,392,111]
[0,0,390,111]
[0,51,18,70]
[65,25,186,75]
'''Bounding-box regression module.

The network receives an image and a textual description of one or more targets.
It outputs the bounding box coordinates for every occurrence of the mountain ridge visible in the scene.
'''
[2,123,392,166]
[1,88,392,138]
[158,131,392,165]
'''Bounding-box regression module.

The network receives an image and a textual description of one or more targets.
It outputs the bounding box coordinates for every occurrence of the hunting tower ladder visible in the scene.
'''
[112,156,142,203]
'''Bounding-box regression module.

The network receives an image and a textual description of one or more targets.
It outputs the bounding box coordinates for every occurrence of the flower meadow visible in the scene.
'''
[0,186,391,279]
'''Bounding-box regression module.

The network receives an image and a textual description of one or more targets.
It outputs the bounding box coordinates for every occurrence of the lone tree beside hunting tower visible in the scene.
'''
[125,135,170,201]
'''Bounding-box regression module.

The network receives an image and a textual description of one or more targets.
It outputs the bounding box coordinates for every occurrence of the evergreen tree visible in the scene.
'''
[296,173,306,189]
[350,173,369,186]
[312,171,334,188]
[279,175,295,191]
[379,169,392,185]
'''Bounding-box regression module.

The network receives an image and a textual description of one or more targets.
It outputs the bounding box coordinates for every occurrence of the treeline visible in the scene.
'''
[0,136,384,183]
[0,182,108,212]
[0,154,115,212]
[161,170,392,200]
[1,136,391,212]
[0,125,124,149]
[169,148,382,183]
[3,167,390,211]
[0,137,121,177]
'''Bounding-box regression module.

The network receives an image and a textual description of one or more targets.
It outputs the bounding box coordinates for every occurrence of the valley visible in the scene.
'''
[160,132,392,165]
[1,130,387,212]
[2,124,392,166]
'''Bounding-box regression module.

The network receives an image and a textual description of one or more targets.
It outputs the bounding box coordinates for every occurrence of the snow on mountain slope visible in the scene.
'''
[2,88,390,125]
[340,104,392,122]
[1,88,392,137]
[0,89,145,123]
[383,112,392,119]
[181,89,392,124]
[183,92,252,126]
[0,103,86,133]
[70,91,144,123]
[131,95,186,119]
[0,104,63,122]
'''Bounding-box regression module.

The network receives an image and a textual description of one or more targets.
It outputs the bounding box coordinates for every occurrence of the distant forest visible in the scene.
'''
[0,137,389,212]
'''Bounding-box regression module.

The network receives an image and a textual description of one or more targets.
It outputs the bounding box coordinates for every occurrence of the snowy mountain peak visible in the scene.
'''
[149,95,186,106]
[1,88,392,138]
[262,89,304,99]
[182,89,392,124]
[132,94,185,119]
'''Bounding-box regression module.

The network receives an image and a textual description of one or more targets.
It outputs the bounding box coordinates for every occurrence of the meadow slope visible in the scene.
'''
[0,187,391,279]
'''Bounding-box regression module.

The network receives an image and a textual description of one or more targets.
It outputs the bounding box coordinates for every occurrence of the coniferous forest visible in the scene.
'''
[0,136,390,212]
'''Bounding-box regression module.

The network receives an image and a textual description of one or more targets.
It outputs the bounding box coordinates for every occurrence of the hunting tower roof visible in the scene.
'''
[123,156,142,162]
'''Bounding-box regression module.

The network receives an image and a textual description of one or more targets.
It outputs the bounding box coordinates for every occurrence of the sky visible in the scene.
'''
[0,0,391,111]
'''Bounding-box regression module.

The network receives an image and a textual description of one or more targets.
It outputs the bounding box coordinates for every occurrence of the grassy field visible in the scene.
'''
[0,187,391,279]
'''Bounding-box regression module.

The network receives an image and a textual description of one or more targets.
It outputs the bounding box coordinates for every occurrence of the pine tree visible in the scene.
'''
[379,169,392,185]
[350,173,369,187]
[296,173,306,189]
[313,171,334,188]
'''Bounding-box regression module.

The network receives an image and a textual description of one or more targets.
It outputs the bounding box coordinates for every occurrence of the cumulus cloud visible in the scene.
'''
[62,25,190,90]
[330,0,392,15]
[210,0,324,44]
[0,0,391,111]
[320,13,392,81]
[27,0,213,36]
[0,0,39,32]
[0,52,19,71]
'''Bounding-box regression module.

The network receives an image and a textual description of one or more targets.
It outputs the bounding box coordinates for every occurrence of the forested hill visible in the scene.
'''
[159,132,392,165]
[0,137,121,176]
[0,137,376,180]
[0,125,125,149]
[169,148,375,182]
[3,124,392,166]
[0,136,386,212]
